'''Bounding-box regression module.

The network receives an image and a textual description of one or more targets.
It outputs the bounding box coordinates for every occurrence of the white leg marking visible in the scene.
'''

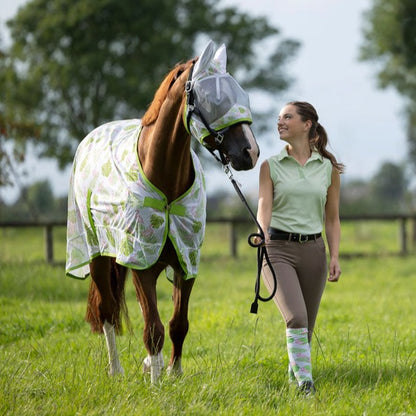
[242,124,259,167]
[143,353,165,384]
[103,321,124,376]
[167,358,183,377]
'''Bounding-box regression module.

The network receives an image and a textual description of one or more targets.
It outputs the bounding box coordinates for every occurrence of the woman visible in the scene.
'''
[256,101,343,395]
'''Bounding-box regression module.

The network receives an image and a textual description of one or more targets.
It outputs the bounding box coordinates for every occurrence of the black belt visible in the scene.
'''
[268,227,321,243]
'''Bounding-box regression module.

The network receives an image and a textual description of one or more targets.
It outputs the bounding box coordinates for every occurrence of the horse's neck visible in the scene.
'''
[138,120,194,202]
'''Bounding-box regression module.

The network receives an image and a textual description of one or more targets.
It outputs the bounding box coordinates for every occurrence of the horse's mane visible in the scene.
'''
[141,61,192,126]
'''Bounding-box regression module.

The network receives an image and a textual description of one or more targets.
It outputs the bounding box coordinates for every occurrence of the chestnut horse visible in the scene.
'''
[66,41,259,383]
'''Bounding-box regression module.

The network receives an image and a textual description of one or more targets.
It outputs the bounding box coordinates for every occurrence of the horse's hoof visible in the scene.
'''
[108,364,124,376]
[167,359,183,377]
[143,356,151,374]
[143,353,165,383]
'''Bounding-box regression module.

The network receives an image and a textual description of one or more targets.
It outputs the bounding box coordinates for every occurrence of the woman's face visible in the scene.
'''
[277,105,310,141]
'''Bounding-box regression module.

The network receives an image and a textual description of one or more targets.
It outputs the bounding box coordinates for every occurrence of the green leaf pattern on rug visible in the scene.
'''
[120,237,134,258]
[86,227,97,247]
[193,221,202,234]
[189,250,198,266]
[101,160,111,177]
[150,214,164,229]
[106,228,115,247]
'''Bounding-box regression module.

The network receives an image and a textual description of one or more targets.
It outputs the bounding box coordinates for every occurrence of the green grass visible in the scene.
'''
[0,224,416,415]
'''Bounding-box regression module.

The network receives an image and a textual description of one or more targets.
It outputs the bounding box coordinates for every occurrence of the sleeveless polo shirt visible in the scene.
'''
[268,147,332,235]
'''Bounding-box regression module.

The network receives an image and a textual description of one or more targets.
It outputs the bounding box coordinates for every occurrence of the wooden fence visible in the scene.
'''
[210,214,416,258]
[1,214,416,264]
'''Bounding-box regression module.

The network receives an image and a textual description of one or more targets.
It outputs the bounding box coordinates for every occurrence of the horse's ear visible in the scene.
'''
[213,44,227,73]
[193,40,216,79]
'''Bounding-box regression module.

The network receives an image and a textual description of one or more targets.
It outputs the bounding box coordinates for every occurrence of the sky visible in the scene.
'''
[0,0,408,203]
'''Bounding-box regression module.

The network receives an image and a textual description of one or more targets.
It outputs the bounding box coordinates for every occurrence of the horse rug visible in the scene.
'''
[66,119,206,280]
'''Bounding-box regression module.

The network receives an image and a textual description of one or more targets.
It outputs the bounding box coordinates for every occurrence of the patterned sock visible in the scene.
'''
[286,327,313,385]
[288,363,296,384]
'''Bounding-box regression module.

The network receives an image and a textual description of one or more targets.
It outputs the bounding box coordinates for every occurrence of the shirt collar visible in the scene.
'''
[277,146,323,163]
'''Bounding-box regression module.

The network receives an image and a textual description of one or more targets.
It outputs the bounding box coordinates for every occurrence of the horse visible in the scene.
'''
[65,40,259,383]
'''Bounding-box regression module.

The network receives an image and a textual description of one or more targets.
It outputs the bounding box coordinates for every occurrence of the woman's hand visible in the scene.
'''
[328,257,341,282]
[325,167,341,283]
[249,234,266,247]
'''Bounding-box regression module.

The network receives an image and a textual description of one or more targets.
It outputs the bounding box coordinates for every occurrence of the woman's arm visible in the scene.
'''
[256,160,274,240]
[325,167,342,282]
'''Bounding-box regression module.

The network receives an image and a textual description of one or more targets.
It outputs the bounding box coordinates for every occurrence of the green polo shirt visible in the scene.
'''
[268,147,333,235]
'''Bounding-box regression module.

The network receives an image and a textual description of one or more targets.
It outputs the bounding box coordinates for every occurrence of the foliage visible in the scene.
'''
[206,189,257,218]
[1,225,416,415]
[0,0,299,181]
[0,43,40,187]
[360,0,416,170]
[0,179,67,221]
[371,161,408,203]
[360,0,416,94]
[340,160,413,215]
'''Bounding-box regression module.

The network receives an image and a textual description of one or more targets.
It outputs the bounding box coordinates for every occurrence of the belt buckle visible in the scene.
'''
[299,234,309,243]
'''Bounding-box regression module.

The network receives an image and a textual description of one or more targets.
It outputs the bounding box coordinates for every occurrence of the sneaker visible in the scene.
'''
[298,380,316,396]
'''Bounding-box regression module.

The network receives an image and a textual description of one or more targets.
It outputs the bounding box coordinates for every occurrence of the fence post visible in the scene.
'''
[399,217,407,255]
[230,221,238,258]
[44,225,54,264]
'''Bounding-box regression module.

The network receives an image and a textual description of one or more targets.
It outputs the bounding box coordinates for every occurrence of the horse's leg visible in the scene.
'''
[167,273,195,376]
[132,268,165,383]
[102,320,124,376]
[88,256,126,376]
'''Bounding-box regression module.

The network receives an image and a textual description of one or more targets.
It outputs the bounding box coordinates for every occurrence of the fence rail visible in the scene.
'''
[1,214,416,263]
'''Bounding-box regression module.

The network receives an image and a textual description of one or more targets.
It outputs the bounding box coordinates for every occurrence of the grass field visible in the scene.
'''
[1,223,416,415]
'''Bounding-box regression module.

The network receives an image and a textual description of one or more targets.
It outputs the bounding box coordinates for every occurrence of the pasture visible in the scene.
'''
[1,222,415,415]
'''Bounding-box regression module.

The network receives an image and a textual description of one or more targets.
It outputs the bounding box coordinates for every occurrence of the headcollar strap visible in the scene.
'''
[185,63,225,146]
[185,64,195,135]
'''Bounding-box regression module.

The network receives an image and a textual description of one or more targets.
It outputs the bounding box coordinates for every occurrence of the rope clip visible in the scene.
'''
[222,164,241,187]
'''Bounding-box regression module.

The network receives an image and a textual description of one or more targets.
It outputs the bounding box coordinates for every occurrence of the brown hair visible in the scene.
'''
[287,101,345,173]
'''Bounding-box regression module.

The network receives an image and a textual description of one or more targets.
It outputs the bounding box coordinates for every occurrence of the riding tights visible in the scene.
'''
[261,237,327,342]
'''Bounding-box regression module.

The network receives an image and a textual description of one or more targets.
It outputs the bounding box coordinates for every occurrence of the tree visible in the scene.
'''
[360,0,416,170]
[1,0,299,180]
[0,39,40,187]
[340,161,410,215]
[0,179,55,220]
[26,180,55,214]
[371,161,408,212]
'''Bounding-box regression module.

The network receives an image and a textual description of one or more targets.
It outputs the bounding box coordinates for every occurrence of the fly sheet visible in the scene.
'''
[66,119,206,280]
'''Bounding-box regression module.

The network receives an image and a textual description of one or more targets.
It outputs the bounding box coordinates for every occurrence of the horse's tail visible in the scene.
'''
[85,258,131,334]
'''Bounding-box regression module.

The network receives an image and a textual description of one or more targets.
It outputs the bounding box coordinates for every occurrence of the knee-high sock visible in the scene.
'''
[286,328,312,384]
[288,363,296,383]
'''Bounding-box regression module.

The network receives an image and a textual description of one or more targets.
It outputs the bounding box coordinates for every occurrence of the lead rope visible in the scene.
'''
[208,153,278,314]
[184,65,277,312]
